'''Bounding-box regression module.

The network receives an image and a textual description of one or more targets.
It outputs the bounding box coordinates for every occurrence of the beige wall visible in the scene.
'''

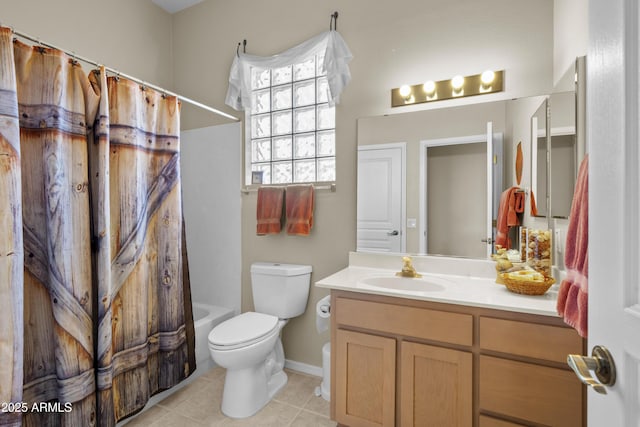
[554,0,588,86]
[172,0,554,367]
[3,0,174,88]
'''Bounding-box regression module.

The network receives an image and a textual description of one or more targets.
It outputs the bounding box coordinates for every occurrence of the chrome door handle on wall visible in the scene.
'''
[387,230,399,236]
[567,345,616,394]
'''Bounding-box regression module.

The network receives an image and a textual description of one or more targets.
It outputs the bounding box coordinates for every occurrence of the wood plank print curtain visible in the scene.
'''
[0,27,24,427]
[90,72,193,424]
[0,28,195,427]
[14,37,100,427]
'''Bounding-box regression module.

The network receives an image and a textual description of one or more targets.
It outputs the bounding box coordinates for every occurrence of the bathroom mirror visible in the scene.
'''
[356,58,585,259]
[357,98,534,258]
[531,57,585,220]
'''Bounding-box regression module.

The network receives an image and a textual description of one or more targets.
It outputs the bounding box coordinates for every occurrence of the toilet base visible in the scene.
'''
[268,369,288,400]
[220,364,288,418]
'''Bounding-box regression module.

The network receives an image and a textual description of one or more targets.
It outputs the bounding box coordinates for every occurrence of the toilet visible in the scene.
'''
[208,262,312,418]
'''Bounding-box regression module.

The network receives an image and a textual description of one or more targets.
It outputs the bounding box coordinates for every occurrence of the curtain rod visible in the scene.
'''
[9,27,239,122]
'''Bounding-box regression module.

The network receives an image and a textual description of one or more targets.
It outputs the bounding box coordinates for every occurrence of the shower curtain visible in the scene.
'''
[0,28,195,427]
[0,27,24,427]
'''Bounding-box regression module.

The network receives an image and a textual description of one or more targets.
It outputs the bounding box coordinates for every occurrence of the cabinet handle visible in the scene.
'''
[567,345,616,394]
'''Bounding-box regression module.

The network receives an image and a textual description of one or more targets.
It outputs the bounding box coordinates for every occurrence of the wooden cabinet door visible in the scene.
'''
[400,341,472,427]
[335,329,396,427]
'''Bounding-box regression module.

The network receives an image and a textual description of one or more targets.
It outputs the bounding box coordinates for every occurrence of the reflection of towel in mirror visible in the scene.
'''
[286,185,314,236]
[256,186,285,235]
[495,187,524,249]
[557,155,588,338]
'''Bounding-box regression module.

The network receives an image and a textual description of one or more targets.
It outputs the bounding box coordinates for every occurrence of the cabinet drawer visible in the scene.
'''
[479,316,583,363]
[335,297,472,346]
[479,355,583,427]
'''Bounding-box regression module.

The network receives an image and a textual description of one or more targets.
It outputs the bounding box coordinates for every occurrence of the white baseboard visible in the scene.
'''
[284,359,323,377]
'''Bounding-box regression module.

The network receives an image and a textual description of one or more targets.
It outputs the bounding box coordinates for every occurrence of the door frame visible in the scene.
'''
[418,130,503,255]
[357,142,407,253]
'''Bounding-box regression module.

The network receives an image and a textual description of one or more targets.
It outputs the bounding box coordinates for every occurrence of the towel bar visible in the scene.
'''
[241,183,336,195]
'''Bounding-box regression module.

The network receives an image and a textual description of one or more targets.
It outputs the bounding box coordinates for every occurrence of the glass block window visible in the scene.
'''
[247,54,336,185]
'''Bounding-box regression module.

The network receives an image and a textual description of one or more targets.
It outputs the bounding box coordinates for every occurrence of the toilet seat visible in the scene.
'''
[209,312,279,351]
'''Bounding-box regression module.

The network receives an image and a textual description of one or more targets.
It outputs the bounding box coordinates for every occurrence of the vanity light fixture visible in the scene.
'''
[423,80,437,100]
[398,84,415,104]
[480,69,496,92]
[391,69,504,107]
[451,75,465,96]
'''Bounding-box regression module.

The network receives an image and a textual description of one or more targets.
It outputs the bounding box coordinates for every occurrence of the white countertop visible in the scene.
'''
[315,252,561,317]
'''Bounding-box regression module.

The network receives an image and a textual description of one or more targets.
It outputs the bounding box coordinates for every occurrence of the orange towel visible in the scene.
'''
[256,186,285,235]
[495,187,523,249]
[514,191,525,214]
[285,185,314,236]
[557,155,588,338]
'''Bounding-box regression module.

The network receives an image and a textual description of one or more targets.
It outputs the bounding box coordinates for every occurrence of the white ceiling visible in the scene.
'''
[151,0,203,14]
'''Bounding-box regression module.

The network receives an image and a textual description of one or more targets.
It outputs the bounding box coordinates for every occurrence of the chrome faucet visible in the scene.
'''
[396,256,422,278]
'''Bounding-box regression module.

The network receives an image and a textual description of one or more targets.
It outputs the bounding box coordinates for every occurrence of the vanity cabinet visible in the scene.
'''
[330,290,585,427]
[332,292,473,427]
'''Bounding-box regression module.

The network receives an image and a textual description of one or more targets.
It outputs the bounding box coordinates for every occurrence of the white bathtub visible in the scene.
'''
[192,302,235,368]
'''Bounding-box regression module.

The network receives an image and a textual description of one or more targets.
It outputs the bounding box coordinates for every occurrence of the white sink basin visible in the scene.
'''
[358,275,447,293]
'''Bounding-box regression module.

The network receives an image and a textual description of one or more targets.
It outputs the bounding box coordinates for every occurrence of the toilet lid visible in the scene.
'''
[208,312,279,348]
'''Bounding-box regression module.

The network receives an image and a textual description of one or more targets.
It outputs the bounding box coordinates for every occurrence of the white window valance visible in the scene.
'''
[225,30,353,111]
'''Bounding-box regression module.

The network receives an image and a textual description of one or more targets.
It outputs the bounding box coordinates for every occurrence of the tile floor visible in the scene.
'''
[124,367,336,427]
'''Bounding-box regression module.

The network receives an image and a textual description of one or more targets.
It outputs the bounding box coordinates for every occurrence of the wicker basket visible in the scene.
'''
[500,274,556,296]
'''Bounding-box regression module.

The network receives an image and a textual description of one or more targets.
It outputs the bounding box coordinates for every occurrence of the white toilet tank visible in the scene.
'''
[251,262,312,319]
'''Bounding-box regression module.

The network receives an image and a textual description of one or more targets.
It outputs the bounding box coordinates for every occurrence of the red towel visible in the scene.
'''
[285,185,314,236]
[556,155,588,337]
[256,186,285,235]
[495,187,523,249]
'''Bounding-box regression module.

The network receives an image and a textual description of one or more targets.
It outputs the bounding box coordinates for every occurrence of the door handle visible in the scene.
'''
[387,230,399,236]
[481,237,493,244]
[567,345,616,394]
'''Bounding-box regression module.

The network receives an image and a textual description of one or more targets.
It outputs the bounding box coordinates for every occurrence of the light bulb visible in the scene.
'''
[481,70,495,85]
[399,85,412,98]
[451,75,464,90]
[423,80,436,94]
